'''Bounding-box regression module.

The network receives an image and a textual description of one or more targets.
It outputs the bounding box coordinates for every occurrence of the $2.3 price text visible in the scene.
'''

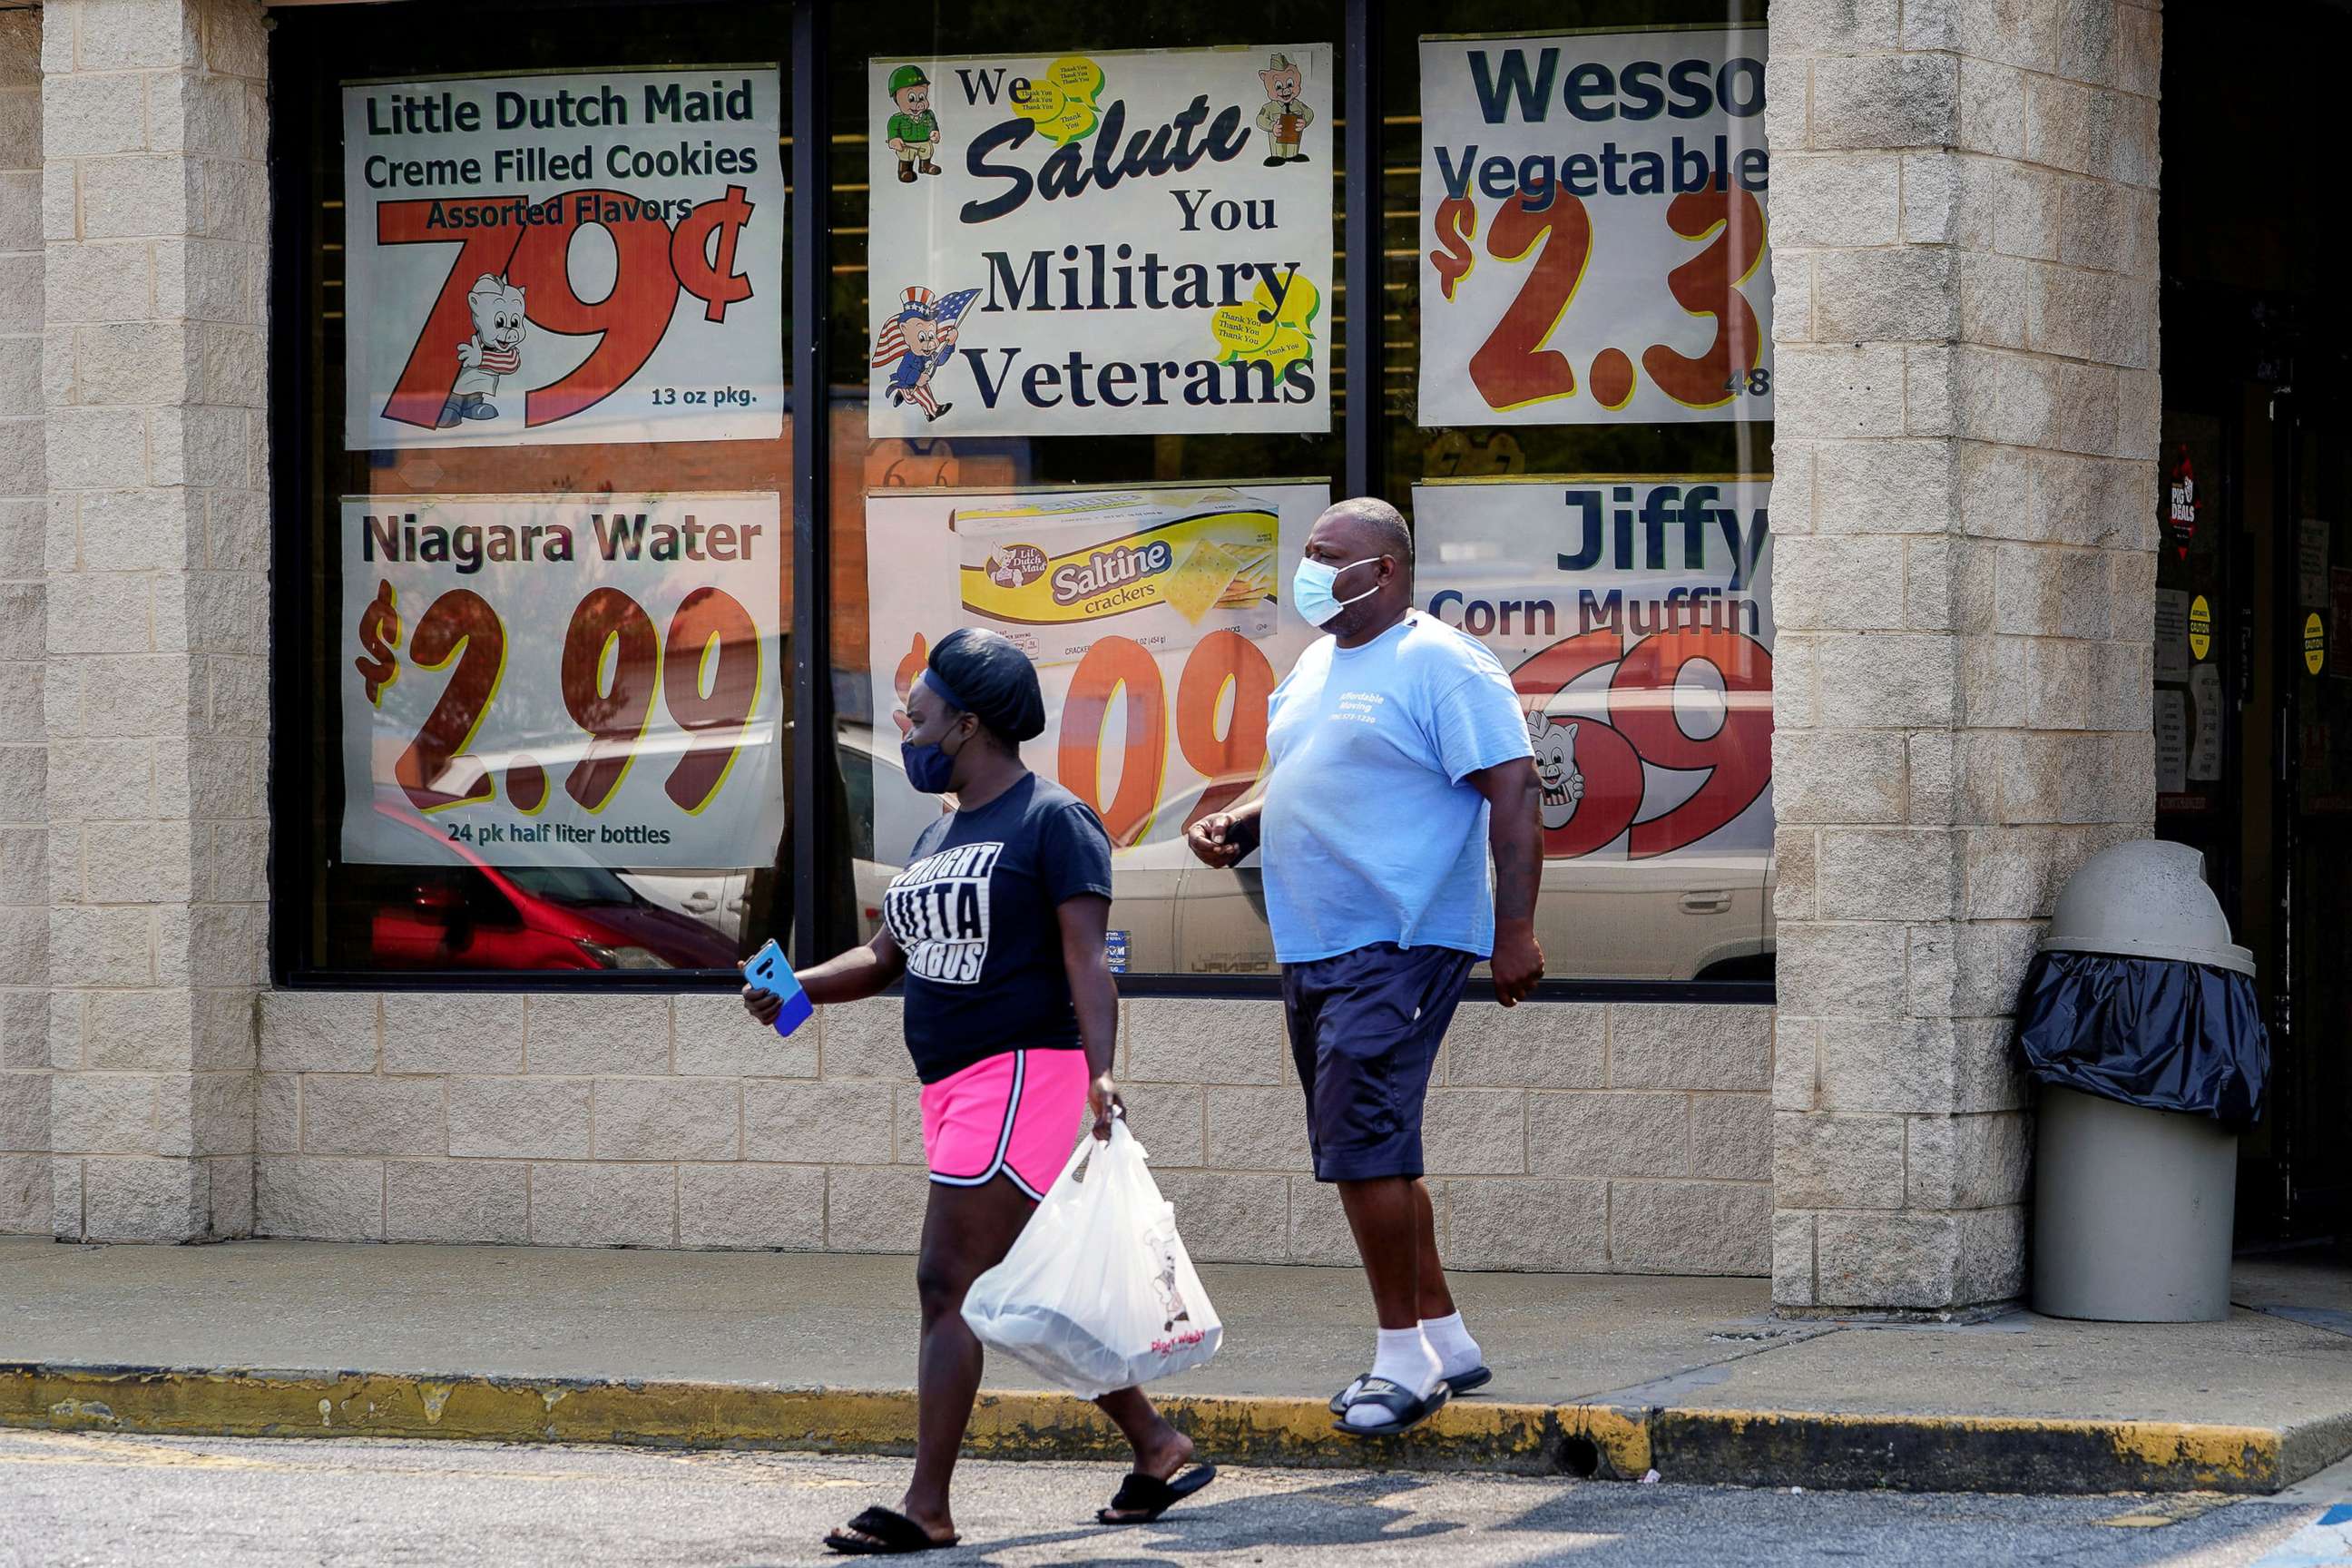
[1429,183,1766,416]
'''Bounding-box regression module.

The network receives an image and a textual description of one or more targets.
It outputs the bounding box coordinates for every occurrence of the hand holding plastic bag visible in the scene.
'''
[960,1120,1221,1399]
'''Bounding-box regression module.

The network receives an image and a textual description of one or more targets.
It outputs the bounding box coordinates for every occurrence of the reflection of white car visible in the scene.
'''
[617,870,750,934]
[838,726,1771,982]
[390,719,780,941]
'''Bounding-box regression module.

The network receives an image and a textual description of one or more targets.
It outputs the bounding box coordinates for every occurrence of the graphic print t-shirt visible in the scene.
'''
[886,773,1114,1083]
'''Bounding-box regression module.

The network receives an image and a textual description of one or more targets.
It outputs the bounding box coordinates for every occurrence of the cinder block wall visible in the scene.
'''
[35,0,272,1242]
[250,993,1774,1272]
[1765,0,2161,1308]
[0,7,50,1234]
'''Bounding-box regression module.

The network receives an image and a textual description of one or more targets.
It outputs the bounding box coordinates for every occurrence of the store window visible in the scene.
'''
[276,0,1772,990]
[818,1,1773,985]
[275,1,794,976]
[1382,3,1776,985]
[817,3,1348,978]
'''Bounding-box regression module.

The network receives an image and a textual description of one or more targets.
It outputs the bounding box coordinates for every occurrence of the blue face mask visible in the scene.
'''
[1292,554,1382,628]
[901,720,969,794]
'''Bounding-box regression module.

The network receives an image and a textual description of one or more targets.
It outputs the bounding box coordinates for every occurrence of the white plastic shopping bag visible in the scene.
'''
[960,1119,1222,1398]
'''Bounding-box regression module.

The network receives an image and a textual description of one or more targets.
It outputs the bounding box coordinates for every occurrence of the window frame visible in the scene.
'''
[267,0,1774,1004]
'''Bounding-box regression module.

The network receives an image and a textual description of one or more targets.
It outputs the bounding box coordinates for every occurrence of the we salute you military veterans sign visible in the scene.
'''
[865,45,1334,437]
[1419,29,1771,427]
[341,69,787,450]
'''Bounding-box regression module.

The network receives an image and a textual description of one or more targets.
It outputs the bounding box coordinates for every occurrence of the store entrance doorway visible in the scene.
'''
[2160,1,2352,1249]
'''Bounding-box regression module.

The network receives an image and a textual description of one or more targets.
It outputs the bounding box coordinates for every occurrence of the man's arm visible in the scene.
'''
[1185,794,1264,867]
[1470,757,1544,1005]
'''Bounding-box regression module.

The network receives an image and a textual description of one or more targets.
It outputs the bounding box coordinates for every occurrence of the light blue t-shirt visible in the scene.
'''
[1260,611,1534,964]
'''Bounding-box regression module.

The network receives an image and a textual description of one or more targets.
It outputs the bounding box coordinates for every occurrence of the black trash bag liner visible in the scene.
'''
[2014,951,2269,1128]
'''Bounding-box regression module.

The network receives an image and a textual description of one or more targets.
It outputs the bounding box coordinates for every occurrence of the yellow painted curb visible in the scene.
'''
[1637,1406,2286,1493]
[0,1365,2301,1493]
[0,1367,1563,1472]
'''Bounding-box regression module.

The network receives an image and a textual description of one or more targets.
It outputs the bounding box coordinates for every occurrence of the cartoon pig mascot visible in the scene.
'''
[1529,711,1584,829]
[439,274,527,427]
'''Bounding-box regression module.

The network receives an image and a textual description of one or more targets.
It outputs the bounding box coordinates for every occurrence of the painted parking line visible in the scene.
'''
[2096,1494,2230,1529]
[2249,1503,2352,1568]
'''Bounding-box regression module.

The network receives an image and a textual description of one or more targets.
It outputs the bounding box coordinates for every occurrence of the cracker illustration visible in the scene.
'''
[1162,538,1248,624]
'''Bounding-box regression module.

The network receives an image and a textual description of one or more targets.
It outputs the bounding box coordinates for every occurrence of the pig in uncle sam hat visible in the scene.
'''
[892,285,945,323]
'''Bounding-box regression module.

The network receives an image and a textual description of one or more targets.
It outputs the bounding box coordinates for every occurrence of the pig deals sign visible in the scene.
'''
[338,493,787,869]
[1412,478,1774,868]
[1419,30,1771,427]
[863,482,1329,866]
[341,70,786,451]
[864,45,1334,438]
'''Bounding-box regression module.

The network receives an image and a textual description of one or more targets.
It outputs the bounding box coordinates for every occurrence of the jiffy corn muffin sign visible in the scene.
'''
[341,69,786,451]
[864,483,1328,862]
[865,46,1333,437]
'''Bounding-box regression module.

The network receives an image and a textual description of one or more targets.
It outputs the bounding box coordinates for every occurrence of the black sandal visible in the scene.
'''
[1330,1377,1450,1438]
[1097,1464,1219,1524]
[1329,1364,1491,1414]
[824,1505,956,1554]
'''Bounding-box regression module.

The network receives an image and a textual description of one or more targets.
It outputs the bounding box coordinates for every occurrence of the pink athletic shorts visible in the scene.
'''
[920,1048,1089,1200]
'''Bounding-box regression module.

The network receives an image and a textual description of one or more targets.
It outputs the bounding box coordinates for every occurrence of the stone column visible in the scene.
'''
[42,0,269,1240]
[1,8,50,1235]
[1767,0,2160,1309]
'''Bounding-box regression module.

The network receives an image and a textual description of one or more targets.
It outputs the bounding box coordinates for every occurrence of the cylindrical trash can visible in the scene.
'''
[2034,1086,2237,1320]
[2018,841,2269,1324]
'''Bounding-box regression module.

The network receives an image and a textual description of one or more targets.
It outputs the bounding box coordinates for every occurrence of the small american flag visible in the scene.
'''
[478,345,521,375]
[871,286,980,368]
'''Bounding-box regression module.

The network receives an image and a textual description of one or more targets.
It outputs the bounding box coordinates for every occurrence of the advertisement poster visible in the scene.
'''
[2155,589,2190,682]
[339,493,787,868]
[342,70,787,451]
[863,46,1334,437]
[1418,29,1771,427]
[1412,475,1773,858]
[2188,664,2224,783]
[2155,690,2188,795]
[862,479,1329,869]
[2299,518,2330,609]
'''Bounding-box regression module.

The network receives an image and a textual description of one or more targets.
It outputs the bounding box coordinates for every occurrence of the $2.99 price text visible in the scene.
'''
[353,580,764,833]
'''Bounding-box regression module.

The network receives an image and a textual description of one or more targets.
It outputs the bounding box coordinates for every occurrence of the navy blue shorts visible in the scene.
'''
[1282,942,1476,1183]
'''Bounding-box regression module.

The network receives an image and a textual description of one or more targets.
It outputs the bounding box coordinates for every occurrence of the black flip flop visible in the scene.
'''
[1097,1463,1219,1524]
[1446,1365,1494,1397]
[1329,1365,1492,1414]
[825,1505,956,1554]
[1331,1377,1450,1438]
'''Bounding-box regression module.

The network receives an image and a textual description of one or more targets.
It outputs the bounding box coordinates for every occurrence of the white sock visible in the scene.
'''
[1421,1311,1483,1379]
[1346,1327,1442,1427]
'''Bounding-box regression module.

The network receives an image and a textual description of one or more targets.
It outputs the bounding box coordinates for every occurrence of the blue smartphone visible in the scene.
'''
[743,938,813,1038]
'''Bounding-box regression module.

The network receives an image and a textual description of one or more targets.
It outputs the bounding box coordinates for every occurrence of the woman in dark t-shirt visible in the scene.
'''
[743,629,1213,1554]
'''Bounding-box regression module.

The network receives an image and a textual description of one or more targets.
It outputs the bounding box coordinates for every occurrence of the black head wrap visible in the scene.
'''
[924,627,1046,743]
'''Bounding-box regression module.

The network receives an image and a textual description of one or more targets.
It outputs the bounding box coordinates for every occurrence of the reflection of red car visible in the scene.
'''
[369,801,739,972]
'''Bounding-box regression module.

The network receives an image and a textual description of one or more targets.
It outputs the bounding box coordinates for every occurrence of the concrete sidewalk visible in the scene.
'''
[4,1237,2349,1494]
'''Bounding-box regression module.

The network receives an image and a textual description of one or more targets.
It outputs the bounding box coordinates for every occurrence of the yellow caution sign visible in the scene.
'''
[2306,612,2326,675]
[2189,595,2212,661]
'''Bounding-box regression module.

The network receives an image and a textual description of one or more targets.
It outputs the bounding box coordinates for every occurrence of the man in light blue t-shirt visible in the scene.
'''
[1185,496,1543,1439]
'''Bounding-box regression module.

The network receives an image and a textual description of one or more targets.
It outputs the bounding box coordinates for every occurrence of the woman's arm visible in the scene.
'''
[1055,893,1124,1140]
[740,929,906,1025]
